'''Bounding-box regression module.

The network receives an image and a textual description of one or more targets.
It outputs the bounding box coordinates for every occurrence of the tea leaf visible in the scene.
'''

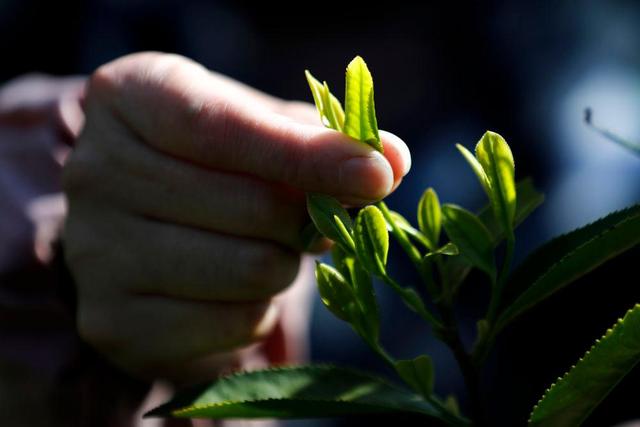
[145,365,464,423]
[496,204,640,332]
[345,256,379,342]
[475,131,517,238]
[315,262,357,322]
[418,188,442,250]
[304,70,326,124]
[321,81,345,131]
[344,56,382,152]
[441,204,496,281]
[304,71,345,131]
[479,177,544,245]
[354,205,389,277]
[395,355,435,398]
[307,193,354,251]
[445,178,544,288]
[389,210,431,250]
[529,304,640,426]
[456,143,490,195]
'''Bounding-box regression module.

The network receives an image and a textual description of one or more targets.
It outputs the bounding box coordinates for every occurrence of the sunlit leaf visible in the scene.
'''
[418,188,442,250]
[354,205,389,277]
[344,56,382,152]
[475,131,516,237]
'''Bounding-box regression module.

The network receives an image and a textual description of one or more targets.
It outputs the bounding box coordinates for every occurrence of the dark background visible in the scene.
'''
[1,0,639,425]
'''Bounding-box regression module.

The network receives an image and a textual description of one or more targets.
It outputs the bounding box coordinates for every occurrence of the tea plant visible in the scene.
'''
[147,57,640,426]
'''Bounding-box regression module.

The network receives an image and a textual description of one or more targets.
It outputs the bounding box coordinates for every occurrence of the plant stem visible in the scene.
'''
[437,300,487,427]
[486,235,515,323]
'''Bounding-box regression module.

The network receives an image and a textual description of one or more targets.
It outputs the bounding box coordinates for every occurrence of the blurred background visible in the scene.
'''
[1,0,639,425]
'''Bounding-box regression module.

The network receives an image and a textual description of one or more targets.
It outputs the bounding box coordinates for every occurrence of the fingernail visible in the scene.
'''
[339,152,394,200]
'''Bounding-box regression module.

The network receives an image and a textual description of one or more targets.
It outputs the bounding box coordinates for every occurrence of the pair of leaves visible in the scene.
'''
[306,56,382,152]
[146,365,464,423]
[529,304,640,426]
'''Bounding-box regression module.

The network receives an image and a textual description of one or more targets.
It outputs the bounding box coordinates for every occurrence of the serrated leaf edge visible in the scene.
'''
[528,304,640,425]
[147,364,432,417]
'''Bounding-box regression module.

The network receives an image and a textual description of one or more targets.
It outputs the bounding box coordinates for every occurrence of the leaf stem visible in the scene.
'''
[435,299,487,426]
[380,273,443,330]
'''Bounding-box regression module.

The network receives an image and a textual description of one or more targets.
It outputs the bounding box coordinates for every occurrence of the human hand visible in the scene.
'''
[62,52,411,381]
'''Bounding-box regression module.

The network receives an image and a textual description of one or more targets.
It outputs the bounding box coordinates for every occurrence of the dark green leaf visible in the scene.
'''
[529,304,640,426]
[344,56,382,152]
[496,205,640,332]
[445,178,544,288]
[306,193,354,250]
[395,355,435,398]
[315,262,356,322]
[441,204,496,281]
[146,365,462,423]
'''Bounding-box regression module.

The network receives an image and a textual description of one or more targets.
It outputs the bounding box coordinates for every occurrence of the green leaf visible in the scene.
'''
[456,143,490,195]
[344,56,382,152]
[423,242,459,259]
[529,304,640,426]
[417,188,442,250]
[315,262,357,322]
[444,178,544,288]
[145,365,463,423]
[496,204,640,332]
[321,81,345,131]
[389,210,431,250]
[441,204,496,281]
[395,355,435,398]
[478,177,544,245]
[345,256,379,342]
[354,205,389,277]
[305,70,325,124]
[475,131,517,237]
[306,193,354,251]
[304,70,345,132]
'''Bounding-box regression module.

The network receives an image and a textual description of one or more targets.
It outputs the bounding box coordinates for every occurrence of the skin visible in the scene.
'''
[62,52,411,382]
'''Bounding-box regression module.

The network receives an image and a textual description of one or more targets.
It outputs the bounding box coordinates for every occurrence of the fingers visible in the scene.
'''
[77,294,278,379]
[65,209,301,302]
[67,122,314,251]
[88,52,411,202]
